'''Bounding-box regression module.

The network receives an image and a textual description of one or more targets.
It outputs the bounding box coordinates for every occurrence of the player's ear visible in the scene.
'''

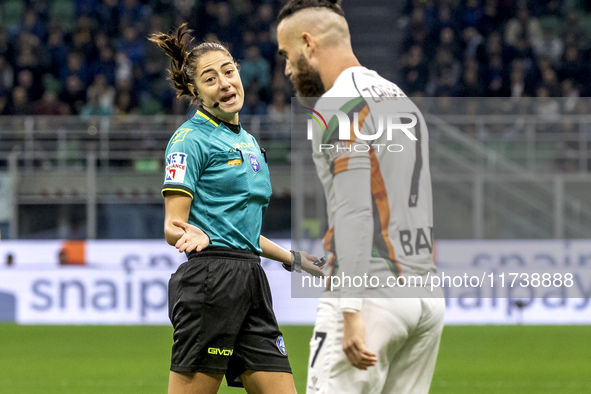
[302,32,316,58]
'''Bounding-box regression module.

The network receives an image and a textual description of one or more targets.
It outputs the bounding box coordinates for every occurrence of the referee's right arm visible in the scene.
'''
[164,191,191,246]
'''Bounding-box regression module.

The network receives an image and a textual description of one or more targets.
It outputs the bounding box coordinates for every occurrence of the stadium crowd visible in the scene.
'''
[1,1,591,117]
[401,0,591,99]
[0,0,291,117]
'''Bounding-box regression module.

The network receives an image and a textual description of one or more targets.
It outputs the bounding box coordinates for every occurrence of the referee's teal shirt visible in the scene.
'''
[162,107,272,254]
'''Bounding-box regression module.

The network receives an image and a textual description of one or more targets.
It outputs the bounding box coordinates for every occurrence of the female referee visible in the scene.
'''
[149,24,323,394]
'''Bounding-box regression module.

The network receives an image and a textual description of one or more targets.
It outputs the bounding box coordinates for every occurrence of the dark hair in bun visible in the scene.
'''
[148,23,234,103]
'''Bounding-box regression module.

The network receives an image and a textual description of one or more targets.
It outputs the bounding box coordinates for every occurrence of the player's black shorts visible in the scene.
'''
[168,246,291,387]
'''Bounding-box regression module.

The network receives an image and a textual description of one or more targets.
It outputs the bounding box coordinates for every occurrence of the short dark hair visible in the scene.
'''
[277,0,345,24]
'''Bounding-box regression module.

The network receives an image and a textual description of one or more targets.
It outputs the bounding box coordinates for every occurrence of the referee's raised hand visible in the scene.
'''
[172,219,210,253]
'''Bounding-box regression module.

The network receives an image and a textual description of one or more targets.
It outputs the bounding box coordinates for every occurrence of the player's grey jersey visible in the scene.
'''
[311,67,435,300]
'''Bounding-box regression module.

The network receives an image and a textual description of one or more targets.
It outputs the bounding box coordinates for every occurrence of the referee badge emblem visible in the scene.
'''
[276,336,287,355]
[248,153,260,173]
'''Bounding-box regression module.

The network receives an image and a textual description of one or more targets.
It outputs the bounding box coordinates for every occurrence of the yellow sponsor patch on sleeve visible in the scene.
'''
[171,128,192,144]
[228,159,242,166]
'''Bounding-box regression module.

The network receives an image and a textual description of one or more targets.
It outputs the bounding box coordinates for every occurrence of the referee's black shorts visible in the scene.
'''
[168,246,291,387]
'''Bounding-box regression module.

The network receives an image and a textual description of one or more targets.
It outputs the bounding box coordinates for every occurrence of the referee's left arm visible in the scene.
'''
[259,235,291,264]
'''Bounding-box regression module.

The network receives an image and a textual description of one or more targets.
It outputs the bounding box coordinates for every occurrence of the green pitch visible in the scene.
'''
[0,324,589,393]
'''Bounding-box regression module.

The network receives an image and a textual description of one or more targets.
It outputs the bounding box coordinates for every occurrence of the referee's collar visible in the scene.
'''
[197,106,242,134]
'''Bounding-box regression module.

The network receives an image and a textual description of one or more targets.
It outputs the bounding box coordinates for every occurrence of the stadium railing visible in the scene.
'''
[1,108,591,240]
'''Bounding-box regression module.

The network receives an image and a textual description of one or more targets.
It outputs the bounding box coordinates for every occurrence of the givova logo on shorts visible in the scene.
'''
[207,347,233,356]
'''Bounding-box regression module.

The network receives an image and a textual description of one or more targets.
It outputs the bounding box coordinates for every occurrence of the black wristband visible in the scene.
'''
[282,250,302,273]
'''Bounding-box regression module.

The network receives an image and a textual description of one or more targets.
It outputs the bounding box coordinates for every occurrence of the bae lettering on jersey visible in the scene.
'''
[165,152,188,183]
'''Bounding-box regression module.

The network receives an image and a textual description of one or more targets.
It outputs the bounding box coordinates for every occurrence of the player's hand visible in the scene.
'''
[172,219,210,253]
[299,251,326,277]
[342,312,377,370]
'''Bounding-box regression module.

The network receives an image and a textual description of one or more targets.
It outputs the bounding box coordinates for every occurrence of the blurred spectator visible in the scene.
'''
[504,6,542,48]
[115,89,137,115]
[432,2,459,39]
[115,52,133,85]
[47,29,68,78]
[538,59,560,96]
[81,94,111,119]
[268,91,289,119]
[257,30,276,69]
[240,45,271,92]
[60,51,91,88]
[34,91,65,115]
[486,53,509,96]
[459,0,484,29]
[539,0,563,16]
[563,9,587,48]
[14,9,48,42]
[92,47,117,86]
[462,27,484,62]
[71,18,95,57]
[86,73,115,115]
[209,1,239,51]
[0,28,16,65]
[457,65,486,97]
[16,69,41,101]
[403,8,431,57]
[28,0,49,22]
[117,26,146,67]
[97,0,120,38]
[508,68,525,99]
[267,90,290,137]
[559,46,588,89]
[533,26,564,66]
[91,31,111,64]
[254,3,275,33]
[59,75,85,114]
[3,86,34,115]
[535,86,560,133]
[438,27,462,61]
[241,88,267,116]
[505,36,535,72]
[480,0,502,36]
[427,48,461,96]
[144,18,168,84]
[402,46,429,94]
[14,35,43,85]
[0,56,15,94]
[561,79,580,114]
[75,0,98,17]
[119,0,151,34]
[417,0,437,28]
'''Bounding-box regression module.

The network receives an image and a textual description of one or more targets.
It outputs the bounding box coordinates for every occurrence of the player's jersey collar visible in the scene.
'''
[324,66,370,97]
